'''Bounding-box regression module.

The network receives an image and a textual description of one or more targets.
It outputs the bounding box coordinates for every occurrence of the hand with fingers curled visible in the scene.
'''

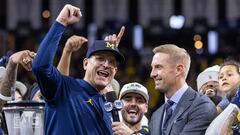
[112,122,136,135]
[104,26,125,47]
[64,35,88,54]
[56,4,82,26]
[9,50,36,71]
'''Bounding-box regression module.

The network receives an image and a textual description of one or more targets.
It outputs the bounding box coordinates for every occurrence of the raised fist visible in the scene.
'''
[64,35,88,53]
[9,50,36,71]
[56,4,82,26]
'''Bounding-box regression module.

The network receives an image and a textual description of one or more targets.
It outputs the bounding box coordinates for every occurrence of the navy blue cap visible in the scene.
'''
[87,40,125,64]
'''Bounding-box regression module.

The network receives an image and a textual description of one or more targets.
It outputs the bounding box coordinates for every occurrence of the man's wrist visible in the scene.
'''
[56,17,68,26]
[8,56,16,65]
[63,47,73,55]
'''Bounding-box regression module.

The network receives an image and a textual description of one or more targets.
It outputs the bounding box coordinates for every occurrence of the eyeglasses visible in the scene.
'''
[91,55,118,68]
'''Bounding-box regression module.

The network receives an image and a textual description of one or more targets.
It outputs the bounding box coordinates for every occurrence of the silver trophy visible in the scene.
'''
[2,101,45,135]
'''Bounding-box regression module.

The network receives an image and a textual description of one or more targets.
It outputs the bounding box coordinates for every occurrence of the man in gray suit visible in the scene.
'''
[149,44,217,135]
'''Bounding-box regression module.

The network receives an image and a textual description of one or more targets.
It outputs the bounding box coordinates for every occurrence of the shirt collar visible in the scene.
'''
[79,79,100,96]
[165,83,188,104]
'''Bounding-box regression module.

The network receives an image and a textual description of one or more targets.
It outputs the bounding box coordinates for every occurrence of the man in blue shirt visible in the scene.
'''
[32,4,125,135]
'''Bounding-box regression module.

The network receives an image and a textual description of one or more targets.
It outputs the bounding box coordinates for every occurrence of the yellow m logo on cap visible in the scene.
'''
[106,42,115,50]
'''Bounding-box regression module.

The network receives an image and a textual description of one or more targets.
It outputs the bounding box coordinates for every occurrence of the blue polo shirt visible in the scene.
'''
[33,21,113,135]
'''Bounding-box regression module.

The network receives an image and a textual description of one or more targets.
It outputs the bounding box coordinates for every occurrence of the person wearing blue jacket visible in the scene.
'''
[32,4,125,135]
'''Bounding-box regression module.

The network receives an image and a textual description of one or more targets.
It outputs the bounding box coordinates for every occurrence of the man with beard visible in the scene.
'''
[197,65,223,105]
[32,4,125,135]
[112,82,149,135]
[149,44,217,135]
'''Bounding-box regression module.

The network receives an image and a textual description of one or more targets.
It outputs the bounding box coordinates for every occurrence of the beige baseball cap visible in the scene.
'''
[119,82,149,102]
[197,65,220,91]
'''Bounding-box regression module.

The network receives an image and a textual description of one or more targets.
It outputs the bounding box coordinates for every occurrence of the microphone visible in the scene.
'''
[104,91,123,122]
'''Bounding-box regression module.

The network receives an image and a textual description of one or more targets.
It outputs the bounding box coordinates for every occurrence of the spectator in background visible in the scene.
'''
[0,50,35,135]
[0,50,35,108]
[149,44,217,135]
[217,59,240,114]
[0,67,28,102]
[208,59,240,135]
[57,35,87,76]
[112,82,149,135]
[197,65,224,105]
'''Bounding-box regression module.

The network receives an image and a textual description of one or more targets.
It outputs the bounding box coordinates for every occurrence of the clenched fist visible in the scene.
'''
[9,50,36,71]
[64,35,88,53]
[56,4,82,26]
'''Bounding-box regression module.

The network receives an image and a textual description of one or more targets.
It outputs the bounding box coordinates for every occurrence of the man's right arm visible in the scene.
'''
[32,4,82,100]
[32,21,65,100]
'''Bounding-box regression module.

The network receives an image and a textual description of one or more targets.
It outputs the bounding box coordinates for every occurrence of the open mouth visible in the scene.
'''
[205,89,214,93]
[128,109,137,114]
[127,108,139,116]
[97,70,109,78]
[155,78,163,84]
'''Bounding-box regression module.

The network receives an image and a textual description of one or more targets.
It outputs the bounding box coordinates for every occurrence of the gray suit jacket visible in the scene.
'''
[149,87,217,135]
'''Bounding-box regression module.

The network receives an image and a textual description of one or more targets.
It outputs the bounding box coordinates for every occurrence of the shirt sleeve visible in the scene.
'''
[218,96,230,110]
[230,86,240,108]
[32,21,65,100]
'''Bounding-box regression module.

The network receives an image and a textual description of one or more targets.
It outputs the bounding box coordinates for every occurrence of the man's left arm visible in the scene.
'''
[179,98,217,135]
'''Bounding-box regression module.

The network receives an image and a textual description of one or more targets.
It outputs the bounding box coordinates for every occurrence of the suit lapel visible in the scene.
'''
[166,88,196,134]
[152,105,165,135]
